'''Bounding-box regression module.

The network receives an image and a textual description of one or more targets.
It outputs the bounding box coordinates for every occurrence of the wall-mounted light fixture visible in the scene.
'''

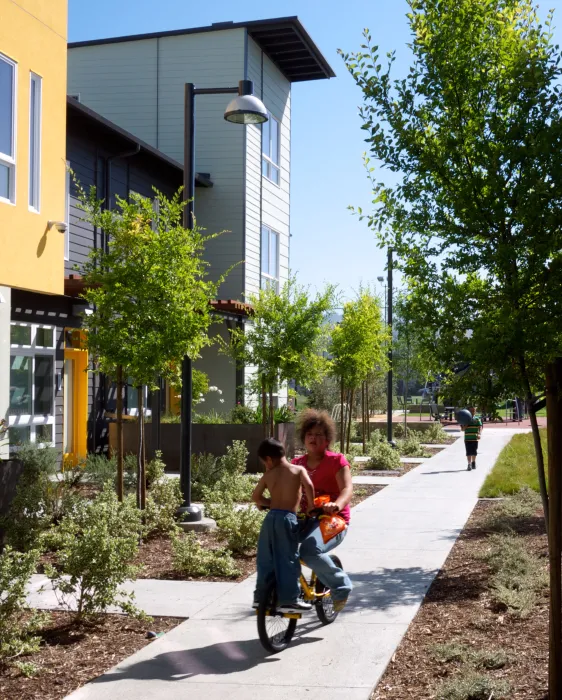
[47,220,67,233]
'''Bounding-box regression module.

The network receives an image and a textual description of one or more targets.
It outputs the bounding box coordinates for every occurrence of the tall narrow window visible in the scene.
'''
[261,225,280,291]
[262,113,280,185]
[0,54,16,204]
[64,162,70,260]
[29,72,42,211]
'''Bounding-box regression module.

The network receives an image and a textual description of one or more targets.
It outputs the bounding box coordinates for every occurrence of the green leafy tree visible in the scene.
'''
[226,276,336,436]
[341,0,562,521]
[329,290,388,451]
[78,187,227,504]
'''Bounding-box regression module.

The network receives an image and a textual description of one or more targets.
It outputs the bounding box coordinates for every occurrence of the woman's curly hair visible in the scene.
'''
[297,408,336,446]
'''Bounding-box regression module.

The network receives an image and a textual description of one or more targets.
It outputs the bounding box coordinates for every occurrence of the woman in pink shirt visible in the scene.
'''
[292,409,353,612]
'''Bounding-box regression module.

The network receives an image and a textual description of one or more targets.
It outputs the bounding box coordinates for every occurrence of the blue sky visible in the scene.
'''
[68,0,562,304]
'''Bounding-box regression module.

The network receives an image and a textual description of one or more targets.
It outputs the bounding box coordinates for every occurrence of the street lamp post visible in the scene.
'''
[179,80,268,522]
[386,250,394,445]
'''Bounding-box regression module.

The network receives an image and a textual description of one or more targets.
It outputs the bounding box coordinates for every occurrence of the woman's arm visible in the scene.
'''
[322,466,353,514]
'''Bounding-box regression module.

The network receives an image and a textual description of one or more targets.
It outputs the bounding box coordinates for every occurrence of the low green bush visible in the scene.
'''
[424,422,450,444]
[213,505,265,555]
[397,433,431,458]
[44,485,146,621]
[365,441,401,471]
[436,671,510,700]
[171,530,240,578]
[144,452,183,537]
[0,546,48,662]
[2,444,81,551]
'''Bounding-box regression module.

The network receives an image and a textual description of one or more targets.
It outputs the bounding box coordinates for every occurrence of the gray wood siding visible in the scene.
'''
[68,29,247,300]
[68,40,159,146]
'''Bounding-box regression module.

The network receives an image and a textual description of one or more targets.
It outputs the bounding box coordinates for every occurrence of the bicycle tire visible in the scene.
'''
[315,554,343,625]
[257,580,298,654]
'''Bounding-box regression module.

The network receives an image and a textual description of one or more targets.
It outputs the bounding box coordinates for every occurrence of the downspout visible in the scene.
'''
[92,143,141,454]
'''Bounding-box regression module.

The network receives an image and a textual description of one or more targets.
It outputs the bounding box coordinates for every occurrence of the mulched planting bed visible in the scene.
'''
[136,486,384,582]
[422,447,445,456]
[372,498,548,700]
[0,611,182,700]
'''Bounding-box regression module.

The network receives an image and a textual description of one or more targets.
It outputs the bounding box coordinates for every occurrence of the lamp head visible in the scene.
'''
[377,276,384,283]
[224,80,268,125]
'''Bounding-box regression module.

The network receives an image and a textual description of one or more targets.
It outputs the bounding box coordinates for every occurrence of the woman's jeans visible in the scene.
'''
[298,519,352,602]
[255,510,300,606]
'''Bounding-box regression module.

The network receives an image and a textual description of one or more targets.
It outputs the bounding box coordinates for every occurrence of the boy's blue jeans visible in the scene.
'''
[255,509,300,606]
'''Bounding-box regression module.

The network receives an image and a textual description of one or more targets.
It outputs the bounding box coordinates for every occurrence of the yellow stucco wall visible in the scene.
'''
[0,0,67,295]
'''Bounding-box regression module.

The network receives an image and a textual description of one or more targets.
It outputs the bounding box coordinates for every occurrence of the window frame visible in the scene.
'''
[0,53,17,205]
[28,72,42,212]
[8,322,56,450]
[262,112,280,186]
[64,161,70,260]
[261,224,280,292]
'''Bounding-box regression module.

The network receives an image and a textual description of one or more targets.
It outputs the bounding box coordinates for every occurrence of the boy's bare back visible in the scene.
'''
[253,458,315,513]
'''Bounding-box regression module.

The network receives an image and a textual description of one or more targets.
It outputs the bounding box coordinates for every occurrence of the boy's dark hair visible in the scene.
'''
[298,408,336,446]
[257,438,285,461]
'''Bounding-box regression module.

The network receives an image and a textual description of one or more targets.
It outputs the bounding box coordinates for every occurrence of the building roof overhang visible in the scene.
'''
[68,17,335,83]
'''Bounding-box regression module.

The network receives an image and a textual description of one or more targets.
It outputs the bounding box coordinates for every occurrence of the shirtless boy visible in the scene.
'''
[252,437,315,612]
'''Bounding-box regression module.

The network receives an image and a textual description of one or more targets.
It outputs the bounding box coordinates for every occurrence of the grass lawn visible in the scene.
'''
[479,429,547,497]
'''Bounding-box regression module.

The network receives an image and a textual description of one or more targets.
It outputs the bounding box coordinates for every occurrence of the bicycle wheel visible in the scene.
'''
[315,554,343,625]
[257,580,298,654]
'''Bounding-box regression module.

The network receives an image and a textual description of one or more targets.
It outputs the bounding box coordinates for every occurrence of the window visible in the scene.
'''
[0,54,16,204]
[261,225,279,291]
[262,113,280,185]
[8,323,56,449]
[64,162,70,260]
[29,72,42,211]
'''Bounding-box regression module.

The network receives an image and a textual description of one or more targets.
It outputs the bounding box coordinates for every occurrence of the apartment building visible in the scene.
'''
[1,0,68,459]
[67,17,335,411]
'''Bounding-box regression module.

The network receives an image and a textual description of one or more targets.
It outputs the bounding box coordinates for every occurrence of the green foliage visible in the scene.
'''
[397,433,431,457]
[83,453,118,489]
[213,505,265,555]
[3,444,80,550]
[192,369,210,408]
[0,546,47,661]
[431,642,510,670]
[192,441,256,504]
[480,430,546,497]
[226,276,336,424]
[436,671,510,700]
[329,290,388,391]
[229,404,256,424]
[366,441,401,471]
[44,485,145,620]
[171,530,240,578]
[424,422,450,444]
[192,410,227,424]
[78,187,227,388]
[144,452,182,537]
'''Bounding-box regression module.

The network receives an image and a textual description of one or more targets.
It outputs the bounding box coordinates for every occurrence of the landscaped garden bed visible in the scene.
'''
[372,431,549,699]
[0,612,182,700]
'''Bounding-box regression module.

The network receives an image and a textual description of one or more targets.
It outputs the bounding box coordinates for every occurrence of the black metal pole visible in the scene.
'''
[179,83,201,521]
[387,248,394,445]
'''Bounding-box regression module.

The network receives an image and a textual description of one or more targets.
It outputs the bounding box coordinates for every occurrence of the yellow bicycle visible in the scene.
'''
[256,553,343,653]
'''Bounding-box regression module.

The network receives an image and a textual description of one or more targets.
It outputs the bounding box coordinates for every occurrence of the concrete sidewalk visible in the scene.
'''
[64,429,520,700]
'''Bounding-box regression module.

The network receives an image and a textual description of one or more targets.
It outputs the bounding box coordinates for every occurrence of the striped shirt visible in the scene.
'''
[464,417,482,442]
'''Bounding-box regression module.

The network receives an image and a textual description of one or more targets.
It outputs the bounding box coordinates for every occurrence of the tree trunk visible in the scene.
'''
[362,381,366,455]
[137,386,146,510]
[347,388,355,454]
[269,386,274,439]
[261,375,268,439]
[116,365,124,502]
[340,375,345,451]
[546,359,562,700]
[366,380,371,443]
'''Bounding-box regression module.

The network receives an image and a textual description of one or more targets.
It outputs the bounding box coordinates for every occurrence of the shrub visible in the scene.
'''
[230,404,256,424]
[193,410,227,424]
[144,452,182,537]
[191,453,223,502]
[365,441,401,471]
[435,671,510,700]
[44,485,145,621]
[397,433,431,457]
[0,546,47,661]
[213,505,265,555]
[171,530,240,578]
[424,422,450,444]
[369,429,386,444]
[2,444,80,550]
[393,423,411,439]
[83,453,117,489]
[431,643,510,670]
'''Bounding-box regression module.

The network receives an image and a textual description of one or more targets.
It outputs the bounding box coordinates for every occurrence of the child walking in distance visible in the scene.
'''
[252,438,315,612]
[462,406,482,471]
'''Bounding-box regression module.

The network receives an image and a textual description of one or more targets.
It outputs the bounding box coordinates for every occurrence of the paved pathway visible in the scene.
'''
[60,428,522,700]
